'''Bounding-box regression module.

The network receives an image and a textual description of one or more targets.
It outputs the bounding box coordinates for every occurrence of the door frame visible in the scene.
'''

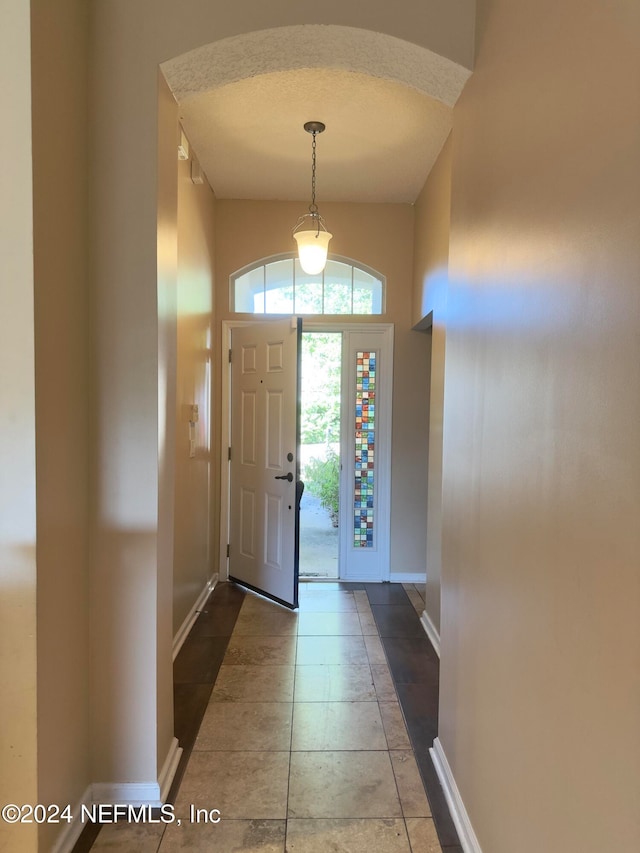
[220,319,394,583]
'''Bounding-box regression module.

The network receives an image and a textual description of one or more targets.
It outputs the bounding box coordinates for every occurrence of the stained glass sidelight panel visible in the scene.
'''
[354,351,376,547]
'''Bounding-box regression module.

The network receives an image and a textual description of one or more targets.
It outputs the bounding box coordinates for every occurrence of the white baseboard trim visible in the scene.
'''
[391,572,427,583]
[91,781,163,807]
[90,736,183,808]
[342,573,387,582]
[159,736,183,803]
[172,573,218,661]
[420,609,441,658]
[50,785,93,853]
[430,738,483,853]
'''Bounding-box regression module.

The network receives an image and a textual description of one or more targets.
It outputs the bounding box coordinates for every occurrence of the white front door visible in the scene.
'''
[229,319,301,608]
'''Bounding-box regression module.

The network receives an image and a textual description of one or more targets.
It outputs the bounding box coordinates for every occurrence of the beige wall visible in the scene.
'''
[215,200,429,576]
[31,0,92,849]
[156,73,180,778]
[440,1,640,850]
[412,135,452,328]
[87,41,177,785]
[412,135,453,634]
[174,150,217,635]
[0,2,38,851]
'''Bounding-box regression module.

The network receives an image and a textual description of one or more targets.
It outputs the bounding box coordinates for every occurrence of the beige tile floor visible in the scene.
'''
[92,583,442,852]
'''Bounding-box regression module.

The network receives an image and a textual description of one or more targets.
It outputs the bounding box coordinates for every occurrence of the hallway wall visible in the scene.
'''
[31,1,92,850]
[214,200,430,579]
[1,3,92,851]
[174,150,217,635]
[0,2,39,851]
[440,0,640,850]
[412,135,453,636]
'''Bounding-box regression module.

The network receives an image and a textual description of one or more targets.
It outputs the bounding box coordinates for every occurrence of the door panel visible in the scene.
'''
[241,391,257,465]
[266,390,284,468]
[229,318,301,608]
[265,493,283,568]
[239,488,255,558]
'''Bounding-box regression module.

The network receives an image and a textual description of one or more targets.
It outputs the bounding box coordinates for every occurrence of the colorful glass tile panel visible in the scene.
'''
[354,351,376,547]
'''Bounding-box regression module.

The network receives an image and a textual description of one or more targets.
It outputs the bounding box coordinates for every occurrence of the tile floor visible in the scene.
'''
[74,582,460,852]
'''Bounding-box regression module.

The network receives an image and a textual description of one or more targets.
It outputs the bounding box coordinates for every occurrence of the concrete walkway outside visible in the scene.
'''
[299,491,339,579]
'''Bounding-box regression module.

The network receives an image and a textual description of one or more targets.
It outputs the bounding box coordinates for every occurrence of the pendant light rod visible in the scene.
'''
[304,121,325,215]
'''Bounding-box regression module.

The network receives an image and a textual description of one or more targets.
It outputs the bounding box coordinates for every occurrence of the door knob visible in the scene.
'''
[274,472,294,482]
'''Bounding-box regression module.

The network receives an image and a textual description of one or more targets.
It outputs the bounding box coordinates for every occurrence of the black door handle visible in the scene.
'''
[274,472,294,482]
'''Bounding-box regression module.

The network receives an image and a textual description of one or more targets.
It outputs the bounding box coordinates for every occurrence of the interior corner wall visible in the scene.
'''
[88,9,175,790]
[174,146,217,636]
[214,199,428,577]
[156,72,179,778]
[440,1,640,850]
[412,134,453,635]
[0,2,38,850]
[30,0,92,849]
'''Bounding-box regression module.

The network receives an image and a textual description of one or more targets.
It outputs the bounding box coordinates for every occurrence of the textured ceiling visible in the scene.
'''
[162,25,471,205]
[177,69,452,204]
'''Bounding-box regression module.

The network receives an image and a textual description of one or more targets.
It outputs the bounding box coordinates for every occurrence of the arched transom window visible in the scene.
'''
[231,254,385,315]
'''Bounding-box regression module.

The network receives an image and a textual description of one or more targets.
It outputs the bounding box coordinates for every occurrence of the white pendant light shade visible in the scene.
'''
[293,228,333,275]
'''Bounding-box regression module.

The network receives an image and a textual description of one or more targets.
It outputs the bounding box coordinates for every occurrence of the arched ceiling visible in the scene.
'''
[161,25,472,204]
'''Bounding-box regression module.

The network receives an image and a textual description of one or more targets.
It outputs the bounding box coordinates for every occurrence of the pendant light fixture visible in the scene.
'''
[293,121,332,275]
